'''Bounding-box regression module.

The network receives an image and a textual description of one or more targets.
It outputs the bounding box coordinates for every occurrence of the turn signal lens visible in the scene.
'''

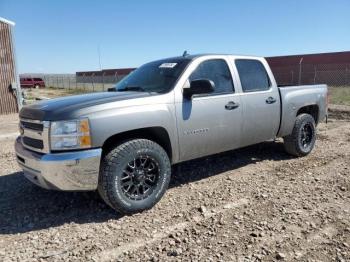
[79,135,91,147]
[79,119,90,133]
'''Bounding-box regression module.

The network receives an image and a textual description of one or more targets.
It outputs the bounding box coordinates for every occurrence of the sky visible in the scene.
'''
[1,0,350,74]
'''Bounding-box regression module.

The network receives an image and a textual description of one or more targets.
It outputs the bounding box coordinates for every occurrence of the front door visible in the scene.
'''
[176,58,242,162]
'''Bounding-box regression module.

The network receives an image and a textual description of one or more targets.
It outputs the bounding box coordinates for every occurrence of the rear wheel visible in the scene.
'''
[283,113,316,157]
[98,139,171,214]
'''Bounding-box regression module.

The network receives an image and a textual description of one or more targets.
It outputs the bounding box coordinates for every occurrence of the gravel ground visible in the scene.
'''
[0,106,349,262]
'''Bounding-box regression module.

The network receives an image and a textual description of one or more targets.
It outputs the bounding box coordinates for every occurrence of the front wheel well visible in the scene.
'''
[297,105,319,124]
[101,127,172,161]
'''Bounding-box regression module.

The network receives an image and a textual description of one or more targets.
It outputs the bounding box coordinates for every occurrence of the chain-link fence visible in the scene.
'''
[271,63,350,87]
[41,74,123,92]
[23,62,350,93]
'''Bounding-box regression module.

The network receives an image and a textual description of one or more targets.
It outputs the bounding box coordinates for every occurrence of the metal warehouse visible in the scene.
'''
[266,51,350,86]
[0,17,21,115]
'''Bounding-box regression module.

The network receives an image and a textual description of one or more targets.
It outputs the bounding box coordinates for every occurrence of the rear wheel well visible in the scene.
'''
[297,105,319,124]
[102,127,172,161]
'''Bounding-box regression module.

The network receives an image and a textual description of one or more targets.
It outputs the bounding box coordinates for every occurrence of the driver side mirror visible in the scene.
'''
[183,79,215,99]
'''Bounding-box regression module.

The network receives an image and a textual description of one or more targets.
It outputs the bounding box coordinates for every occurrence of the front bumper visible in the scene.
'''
[15,137,102,191]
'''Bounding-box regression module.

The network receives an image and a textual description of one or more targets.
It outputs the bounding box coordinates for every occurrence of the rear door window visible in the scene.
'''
[235,59,271,92]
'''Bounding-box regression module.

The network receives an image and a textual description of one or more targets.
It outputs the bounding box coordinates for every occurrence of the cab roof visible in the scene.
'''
[162,53,264,61]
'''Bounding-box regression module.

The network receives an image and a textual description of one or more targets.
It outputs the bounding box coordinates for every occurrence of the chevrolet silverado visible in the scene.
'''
[15,54,328,213]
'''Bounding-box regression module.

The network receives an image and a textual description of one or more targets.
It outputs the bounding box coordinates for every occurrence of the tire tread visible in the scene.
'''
[283,113,316,157]
[98,139,170,214]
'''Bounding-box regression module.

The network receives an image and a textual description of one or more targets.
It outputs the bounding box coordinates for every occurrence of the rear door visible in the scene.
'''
[234,59,280,147]
[176,58,242,161]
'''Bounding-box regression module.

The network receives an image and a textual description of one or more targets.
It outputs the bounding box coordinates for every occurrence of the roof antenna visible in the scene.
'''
[182,50,188,57]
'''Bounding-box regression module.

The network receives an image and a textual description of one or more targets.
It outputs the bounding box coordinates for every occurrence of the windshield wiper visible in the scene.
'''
[118,86,146,92]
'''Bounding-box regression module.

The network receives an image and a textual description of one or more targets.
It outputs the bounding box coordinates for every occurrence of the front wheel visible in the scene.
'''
[98,139,171,214]
[283,113,316,157]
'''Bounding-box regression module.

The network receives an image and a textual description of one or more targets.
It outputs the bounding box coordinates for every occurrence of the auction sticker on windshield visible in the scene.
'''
[159,63,177,68]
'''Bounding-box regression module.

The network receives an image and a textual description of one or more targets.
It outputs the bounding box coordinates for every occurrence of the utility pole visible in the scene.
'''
[298,57,303,85]
[98,45,102,71]
[313,66,317,84]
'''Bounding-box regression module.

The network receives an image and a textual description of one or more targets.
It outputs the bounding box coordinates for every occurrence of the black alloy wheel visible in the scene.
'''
[300,122,314,148]
[121,156,160,201]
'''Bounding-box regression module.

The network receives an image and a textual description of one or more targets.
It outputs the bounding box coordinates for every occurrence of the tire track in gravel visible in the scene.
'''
[1,118,349,261]
[113,122,350,261]
[94,198,249,261]
[227,158,349,261]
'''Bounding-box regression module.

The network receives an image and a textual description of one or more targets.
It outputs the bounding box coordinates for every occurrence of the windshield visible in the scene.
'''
[115,58,191,93]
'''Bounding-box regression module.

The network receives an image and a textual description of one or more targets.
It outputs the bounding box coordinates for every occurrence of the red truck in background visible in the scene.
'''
[20,77,45,88]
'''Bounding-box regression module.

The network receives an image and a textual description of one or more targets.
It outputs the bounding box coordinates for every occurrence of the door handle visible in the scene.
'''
[225,101,240,110]
[266,97,277,104]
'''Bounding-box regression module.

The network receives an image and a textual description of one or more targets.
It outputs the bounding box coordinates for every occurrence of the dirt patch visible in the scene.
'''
[0,107,349,261]
[328,104,350,120]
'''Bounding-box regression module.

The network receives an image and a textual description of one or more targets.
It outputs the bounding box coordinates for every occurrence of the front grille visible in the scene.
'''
[23,137,44,149]
[20,121,43,131]
[20,118,49,153]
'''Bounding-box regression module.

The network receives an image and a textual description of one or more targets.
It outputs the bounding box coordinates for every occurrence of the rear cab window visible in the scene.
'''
[235,59,271,92]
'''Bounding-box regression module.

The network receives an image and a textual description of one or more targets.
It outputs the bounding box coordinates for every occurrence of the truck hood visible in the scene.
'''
[19,91,152,121]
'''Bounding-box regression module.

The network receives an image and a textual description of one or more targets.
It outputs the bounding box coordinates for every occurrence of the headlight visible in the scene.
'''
[50,119,91,150]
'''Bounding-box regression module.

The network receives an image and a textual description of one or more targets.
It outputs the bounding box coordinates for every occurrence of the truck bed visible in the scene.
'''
[277,84,328,137]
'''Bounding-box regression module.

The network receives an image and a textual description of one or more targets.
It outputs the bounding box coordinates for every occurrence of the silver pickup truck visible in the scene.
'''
[15,54,328,213]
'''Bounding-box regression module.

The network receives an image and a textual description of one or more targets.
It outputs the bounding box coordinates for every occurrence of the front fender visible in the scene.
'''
[87,103,179,162]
